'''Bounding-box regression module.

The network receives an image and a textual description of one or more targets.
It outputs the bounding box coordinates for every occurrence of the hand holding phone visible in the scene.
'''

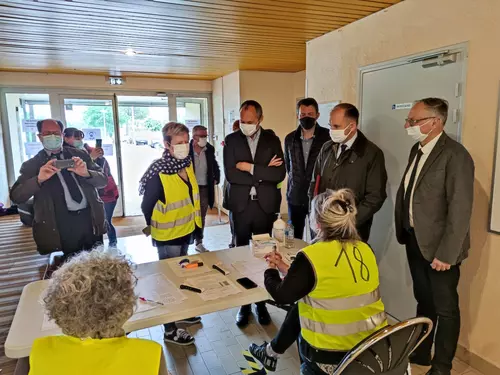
[95,139,102,148]
[53,159,75,169]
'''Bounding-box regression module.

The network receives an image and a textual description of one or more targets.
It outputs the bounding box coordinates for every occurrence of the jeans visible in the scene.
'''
[104,200,117,245]
[195,186,209,245]
[271,303,301,354]
[157,243,189,332]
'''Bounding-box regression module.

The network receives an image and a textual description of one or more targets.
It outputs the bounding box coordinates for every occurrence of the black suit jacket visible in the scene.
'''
[223,128,286,214]
[395,133,474,264]
[189,141,221,208]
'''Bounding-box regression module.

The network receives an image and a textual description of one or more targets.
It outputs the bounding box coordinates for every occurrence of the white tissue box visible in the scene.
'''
[251,234,279,258]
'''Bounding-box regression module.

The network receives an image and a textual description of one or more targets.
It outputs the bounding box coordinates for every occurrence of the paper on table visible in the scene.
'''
[231,259,268,276]
[134,273,186,314]
[166,258,213,278]
[185,274,241,301]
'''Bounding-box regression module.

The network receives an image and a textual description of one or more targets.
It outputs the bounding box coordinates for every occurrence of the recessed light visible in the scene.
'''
[124,48,137,56]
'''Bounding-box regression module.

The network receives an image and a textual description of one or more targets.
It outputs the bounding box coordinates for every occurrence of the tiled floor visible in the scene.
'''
[119,225,484,375]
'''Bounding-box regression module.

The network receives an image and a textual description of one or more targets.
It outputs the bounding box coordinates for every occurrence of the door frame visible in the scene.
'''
[357,42,469,143]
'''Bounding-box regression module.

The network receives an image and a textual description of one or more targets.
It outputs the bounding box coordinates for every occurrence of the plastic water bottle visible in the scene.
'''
[285,221,295,249]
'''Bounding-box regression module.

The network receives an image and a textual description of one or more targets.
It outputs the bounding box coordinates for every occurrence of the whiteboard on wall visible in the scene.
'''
[489,100,500,233]
[317,101,340,128]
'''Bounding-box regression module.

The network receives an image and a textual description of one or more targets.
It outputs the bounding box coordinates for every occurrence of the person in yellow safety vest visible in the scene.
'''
[253,188,387,375]
[139,122,203,346]
[29,250,167,375]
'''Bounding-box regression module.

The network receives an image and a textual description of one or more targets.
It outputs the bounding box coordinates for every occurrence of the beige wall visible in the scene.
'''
[0,72,212,92]
[306,0,500,368]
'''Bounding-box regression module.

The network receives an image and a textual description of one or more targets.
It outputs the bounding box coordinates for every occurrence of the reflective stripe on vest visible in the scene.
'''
[150,164,202,242]
[298,240,387,352]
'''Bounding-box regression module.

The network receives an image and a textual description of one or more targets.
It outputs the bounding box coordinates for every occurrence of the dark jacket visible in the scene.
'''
[189,141,221,208]
[9,146,107,254]
[395,133,474,265]
[223,128,286,214]
[284,124,330,207]
[308,131,388,242]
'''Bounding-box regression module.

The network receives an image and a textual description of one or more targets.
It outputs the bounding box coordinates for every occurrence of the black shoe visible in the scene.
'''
[410,352,432,366]
[249,342,278,372]
[163,328,195,346]
[236,305,251,327]
[177,316,201,325]
[255,303,271,325]
[426,369,450,375]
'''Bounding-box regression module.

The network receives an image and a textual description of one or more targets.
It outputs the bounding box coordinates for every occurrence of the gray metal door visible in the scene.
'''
[359,47,466,320]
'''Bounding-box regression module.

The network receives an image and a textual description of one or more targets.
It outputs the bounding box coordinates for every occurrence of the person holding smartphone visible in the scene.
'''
[10,119,107,260]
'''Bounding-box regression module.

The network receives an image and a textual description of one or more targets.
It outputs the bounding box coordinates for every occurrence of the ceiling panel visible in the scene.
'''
[0,0,401,80]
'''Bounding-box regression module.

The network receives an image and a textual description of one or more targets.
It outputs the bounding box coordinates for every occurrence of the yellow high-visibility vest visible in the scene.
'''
[151,164,202,242]
[299,240,387,352]
[29,335,162,375]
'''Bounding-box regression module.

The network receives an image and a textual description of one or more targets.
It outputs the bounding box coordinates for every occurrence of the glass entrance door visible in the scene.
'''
[117,96,170,216]
[60,96,123,216]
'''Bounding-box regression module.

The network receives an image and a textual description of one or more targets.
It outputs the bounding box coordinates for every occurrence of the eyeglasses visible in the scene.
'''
[405,117,436,127]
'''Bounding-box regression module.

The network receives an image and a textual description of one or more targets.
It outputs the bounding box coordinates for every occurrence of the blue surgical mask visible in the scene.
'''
[73,140,84,149]
[42,135,63,151]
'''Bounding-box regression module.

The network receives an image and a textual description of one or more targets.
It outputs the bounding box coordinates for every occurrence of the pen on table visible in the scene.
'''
[212,264,230,275]
[139,297,164,306]
[180,284,204,293]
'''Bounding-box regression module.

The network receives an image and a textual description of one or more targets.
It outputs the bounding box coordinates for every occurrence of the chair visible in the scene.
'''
[333,317,433,375]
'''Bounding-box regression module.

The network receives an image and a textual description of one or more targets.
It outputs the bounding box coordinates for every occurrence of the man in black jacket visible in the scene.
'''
[10,119,107,257]
[224,100,286,327]
[189,125,221,253]
[284,98,330,239]
[309,103,388,242]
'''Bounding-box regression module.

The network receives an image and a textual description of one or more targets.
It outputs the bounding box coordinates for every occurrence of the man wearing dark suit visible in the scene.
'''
[224,100,286,327]
[395,98,474,375]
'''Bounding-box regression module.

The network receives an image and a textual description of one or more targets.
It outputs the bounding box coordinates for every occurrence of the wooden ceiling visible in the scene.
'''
[0,0,401,80]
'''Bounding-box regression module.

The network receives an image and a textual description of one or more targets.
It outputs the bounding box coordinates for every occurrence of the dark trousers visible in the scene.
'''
[229,211,235,247]
[288,204,308,240]
[104,200,117,245]
[195,186,210,245]
[57,207,103,255]
[233,199,276,311]
[271,303,301,354]
[406,229,461,372]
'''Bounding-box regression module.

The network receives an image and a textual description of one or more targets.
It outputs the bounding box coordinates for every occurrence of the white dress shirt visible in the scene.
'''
[336,131,358,158]
[404,132,443,227]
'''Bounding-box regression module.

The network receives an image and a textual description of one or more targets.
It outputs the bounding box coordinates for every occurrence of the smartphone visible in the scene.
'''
[236,277,258,290]
[53,159,75,169]
[95,139,102,148]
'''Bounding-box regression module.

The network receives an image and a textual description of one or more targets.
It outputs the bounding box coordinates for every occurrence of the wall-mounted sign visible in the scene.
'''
[24,142,44,155]
[317,101,341,128]
[22,119,38,133]
[102,144,114,156]
[391,103,413,110]
[185,119,200,127]
[82,128,102,140]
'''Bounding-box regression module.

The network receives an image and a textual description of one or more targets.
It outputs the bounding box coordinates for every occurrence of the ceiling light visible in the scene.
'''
[124,48,137,56]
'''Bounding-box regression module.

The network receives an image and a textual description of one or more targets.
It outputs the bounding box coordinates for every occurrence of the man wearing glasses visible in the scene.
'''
[395,98,474,375]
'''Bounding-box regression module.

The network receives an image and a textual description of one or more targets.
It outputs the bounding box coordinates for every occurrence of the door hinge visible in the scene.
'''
[455,83,462,98]
[452,109,460,124]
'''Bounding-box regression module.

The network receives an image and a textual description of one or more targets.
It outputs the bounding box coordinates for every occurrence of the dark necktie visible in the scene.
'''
[53,154,83,203]
[338,144,348,158]
[403,150,423,230]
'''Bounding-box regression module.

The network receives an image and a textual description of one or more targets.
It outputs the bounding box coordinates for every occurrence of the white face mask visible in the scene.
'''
[406,120,433,143]
[240,123,258,137]
[172,143,190,160]
[330,125,353,143]
[197,137,208,147]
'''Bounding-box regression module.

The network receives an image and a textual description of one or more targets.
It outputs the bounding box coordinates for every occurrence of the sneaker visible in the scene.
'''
[195,243,209,253]
[177,316,202,325]
[249,342,278,372]
[164,328,195,346]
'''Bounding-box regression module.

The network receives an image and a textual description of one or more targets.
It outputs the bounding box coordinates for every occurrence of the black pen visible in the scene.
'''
[180,284,204,293]
[212,264,230,275]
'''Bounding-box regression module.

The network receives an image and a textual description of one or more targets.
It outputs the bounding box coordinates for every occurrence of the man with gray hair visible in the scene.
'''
[189,125,220,252]
[395,98,474,375]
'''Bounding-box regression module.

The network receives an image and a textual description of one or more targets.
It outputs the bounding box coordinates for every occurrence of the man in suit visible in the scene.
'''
[10,119,107,258]
[284,98,330,239]
[224,100,286,327]
[395,98,474,375]
[189,125,221,253]
[309,103,387,242]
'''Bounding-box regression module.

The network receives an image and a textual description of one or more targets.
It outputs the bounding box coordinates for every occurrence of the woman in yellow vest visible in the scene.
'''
[29,250,166,375]
[257,189,387,375]
[139,122,202,346]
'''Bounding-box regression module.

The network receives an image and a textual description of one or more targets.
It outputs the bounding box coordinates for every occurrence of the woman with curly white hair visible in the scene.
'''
[29,250,166,375]
[251,189,387,375]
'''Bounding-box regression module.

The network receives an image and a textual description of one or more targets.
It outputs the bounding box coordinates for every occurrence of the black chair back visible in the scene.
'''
[333,317,433,375]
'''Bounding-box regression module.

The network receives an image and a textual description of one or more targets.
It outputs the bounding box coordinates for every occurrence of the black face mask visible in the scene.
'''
[299,117,316,130]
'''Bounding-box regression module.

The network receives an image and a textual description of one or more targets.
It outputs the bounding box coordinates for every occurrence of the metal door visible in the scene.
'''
[359,45,467,320]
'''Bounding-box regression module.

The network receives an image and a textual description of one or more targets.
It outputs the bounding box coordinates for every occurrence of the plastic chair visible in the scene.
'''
[333,317,433,375]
